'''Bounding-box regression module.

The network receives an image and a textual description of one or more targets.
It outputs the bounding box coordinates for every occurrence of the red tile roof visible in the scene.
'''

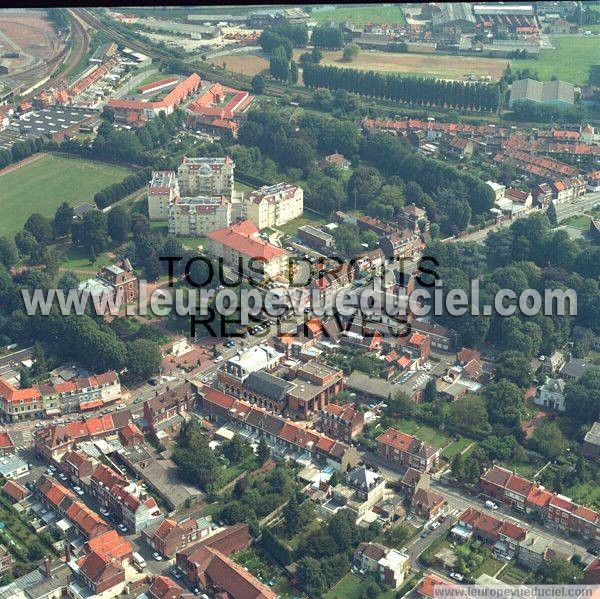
[206,220,287,261]
[84,530,132,561]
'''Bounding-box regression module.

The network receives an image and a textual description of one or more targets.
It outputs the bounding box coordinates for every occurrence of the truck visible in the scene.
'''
[485,500,498,510]
[132,552,146,571]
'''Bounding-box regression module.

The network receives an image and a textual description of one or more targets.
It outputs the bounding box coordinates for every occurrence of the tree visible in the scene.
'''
[565,367,600,426]
[311,46,323,63]
[80,210,109,256]
[296,557,328,595]
[19,367,31,389]
[24,213,53,246]
[125,339,161,383]
[343,43,360,61]
[451,452,466,481]
[107,206,131,244]
[257,437,270,465]
[386,391,414,419]
[144,250,161,282]
[58,271,79,292]
[251,74,265,94]
[449,394,491,436]
[283,494,300,536]
[31,341,47,378]
[289,60,298,84]
[14,230,39,258]
[423,378,437,402]
[222,435,249,464]
[131,213,150,237]
[53,202,74,238]
[529,421,569,461]
[534,558,583,584]
[0,237,18,268]
[484,380,524,434]
[495,351,533,388]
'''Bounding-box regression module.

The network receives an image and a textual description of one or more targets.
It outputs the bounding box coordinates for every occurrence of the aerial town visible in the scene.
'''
[0,3,598,598]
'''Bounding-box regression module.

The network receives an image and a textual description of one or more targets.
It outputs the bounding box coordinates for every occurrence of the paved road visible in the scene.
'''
[361,449,595,565]
[555,192,600,223]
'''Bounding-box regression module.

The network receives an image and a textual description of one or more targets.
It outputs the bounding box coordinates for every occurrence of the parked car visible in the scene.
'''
[420,530,430,538]
[99,508,110,516]
[58,473,67,481]
[117,523,128,533]
[485,500,498,510]
[152,552,163,561]
[213,355,224,363]
[431,521,441,530]
[450,572,464,581]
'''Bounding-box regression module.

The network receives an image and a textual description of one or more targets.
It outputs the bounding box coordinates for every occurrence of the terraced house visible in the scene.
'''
[0,371,120,421]
[376,427,441,472]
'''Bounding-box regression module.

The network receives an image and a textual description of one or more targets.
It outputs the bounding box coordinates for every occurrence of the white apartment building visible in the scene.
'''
[246,183,304,229]
[148,171,179,220]
[177,156,235,198]
[168,196,232,237]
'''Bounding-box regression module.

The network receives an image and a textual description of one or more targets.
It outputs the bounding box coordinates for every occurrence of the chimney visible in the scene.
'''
[65,542,71,562]
[43,556,51,578]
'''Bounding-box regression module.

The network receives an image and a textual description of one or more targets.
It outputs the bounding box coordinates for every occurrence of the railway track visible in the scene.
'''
[20,8,89,100]
[73,8,172,61]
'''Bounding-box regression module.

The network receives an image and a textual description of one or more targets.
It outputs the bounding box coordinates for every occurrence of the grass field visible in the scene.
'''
[0,154,132,237]
[278,211,327,236]
[511,36,599,84]
[295,49,507,81]
[324,573,396,599]
[61,246,115,273]
[472,557,505,579]
[565,214,591,230]
[500,564,531,584]
[311,5,406,27]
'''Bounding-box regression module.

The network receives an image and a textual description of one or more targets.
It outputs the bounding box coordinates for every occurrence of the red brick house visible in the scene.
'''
[143,517,212,557]
[148,575,194,599]
[61,450,96,483]
[143,382,193,439]
[376,428,441,472]
[119,422,144,446]
[175,524,275,597]
[319,403,364,443]
[2,480,29,503]
[75,550,126,596]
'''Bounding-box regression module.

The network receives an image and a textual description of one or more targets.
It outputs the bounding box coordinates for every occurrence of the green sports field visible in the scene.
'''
[0,154,132,237]
[311,4,406,26]
[511,36,599,84]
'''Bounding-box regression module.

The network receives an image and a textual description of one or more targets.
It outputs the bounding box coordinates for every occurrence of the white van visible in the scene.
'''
[132,552,146,571]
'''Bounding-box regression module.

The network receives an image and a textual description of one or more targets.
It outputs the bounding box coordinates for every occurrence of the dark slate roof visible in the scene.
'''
[243,371,293,402]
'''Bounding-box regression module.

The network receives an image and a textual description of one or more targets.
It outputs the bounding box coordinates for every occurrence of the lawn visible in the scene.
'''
[442,437,473,460]
[178,236,206,250]
[392,419,453,448]
[311,5,406,26]
[235,180,256,194]
[324,573,397,599]
[471,556,505,579]
[60,245,115,273]
[0,154,132,237]
[500,459,544,479]
[565,214,591,230]
[499,564,531,584]
[563,481,600,510]
[511,36,600,84]
[278,211,327,236]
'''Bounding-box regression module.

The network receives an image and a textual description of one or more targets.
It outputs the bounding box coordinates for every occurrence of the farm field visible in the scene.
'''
[0,154,132,237]
[297,49,507,81]
[310,5,407,27]
[511,36,599,84]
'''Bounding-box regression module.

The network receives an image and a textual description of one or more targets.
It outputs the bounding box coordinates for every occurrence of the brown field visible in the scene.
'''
[0,10,63,75]
[208,51,269,76]
[293,49,507,81]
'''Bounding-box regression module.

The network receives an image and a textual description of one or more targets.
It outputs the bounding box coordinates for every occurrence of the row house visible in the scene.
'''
[143,382,193,439]
[197,385,359,472]
[379,230,421,261]
[147,576,192,599]
[60,450,96,484]
[397,331,431,365]
[72,550,126,599]
[90,463,163,532]
[376,427,441,473]
[455,507,528,558]
[142,517,212,558]
[398,203,429,235]
[82,529,133,566]
[318,402,364,443]
[34,410,133,461]
[480,465,600,545]
[36,475,110,539]
[0,370,120,421]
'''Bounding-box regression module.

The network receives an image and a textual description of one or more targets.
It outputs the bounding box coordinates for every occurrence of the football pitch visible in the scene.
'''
[0,154,132,237]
